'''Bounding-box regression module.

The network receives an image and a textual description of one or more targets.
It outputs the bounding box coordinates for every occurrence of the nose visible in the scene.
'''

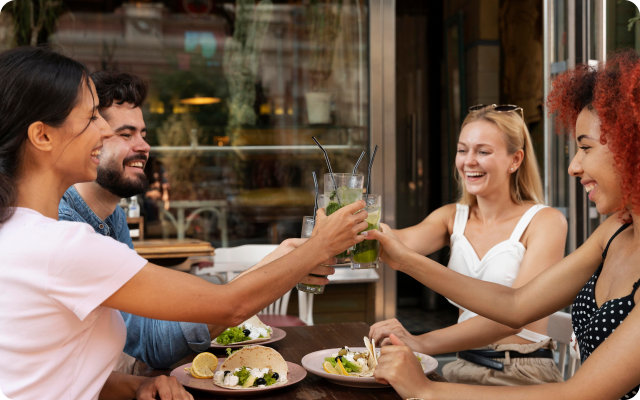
[134,134,151,154]
[465,152,478,166]
[568,152,583,177]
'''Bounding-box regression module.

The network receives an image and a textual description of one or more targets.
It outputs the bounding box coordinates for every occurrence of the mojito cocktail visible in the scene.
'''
[351,194,381,269]
[324,173,364,264]
[296,205,327,294]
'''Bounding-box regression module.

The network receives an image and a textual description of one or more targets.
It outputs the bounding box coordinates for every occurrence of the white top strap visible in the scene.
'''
[452,204,470,235]
[510,204,548,241]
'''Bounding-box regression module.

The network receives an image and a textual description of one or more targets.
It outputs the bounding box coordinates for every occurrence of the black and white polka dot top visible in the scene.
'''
[572,223,640,400]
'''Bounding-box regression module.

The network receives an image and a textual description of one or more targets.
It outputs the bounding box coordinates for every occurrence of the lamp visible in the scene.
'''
[180,95,221,105]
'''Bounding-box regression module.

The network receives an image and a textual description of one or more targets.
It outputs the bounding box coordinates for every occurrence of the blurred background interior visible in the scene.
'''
[2,0,640,339]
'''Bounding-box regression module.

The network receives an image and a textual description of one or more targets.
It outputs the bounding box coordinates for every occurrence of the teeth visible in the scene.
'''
[585,183,597,193]
[91,149,101,157]
[126,162,144,168]
[465,172,486,177]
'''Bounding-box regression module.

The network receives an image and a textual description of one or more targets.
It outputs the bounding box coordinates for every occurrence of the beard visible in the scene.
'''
[96,155,149,198]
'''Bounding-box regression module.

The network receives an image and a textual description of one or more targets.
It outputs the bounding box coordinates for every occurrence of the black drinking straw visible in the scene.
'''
[312,171,319,222]
[366,145,379,194]
[312,136,340,205]
[353,151,366,175]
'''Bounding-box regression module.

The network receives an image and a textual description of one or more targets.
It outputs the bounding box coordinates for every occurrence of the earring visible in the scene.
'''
[510,168,514,172]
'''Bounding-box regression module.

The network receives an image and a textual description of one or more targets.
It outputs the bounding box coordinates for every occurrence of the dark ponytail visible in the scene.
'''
[0,46,90,223]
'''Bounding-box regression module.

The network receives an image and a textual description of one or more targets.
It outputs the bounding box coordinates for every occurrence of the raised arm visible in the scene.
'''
[366,213,621,329]
[393,204,455,256]
[371,207,568,353]
[103,201,367,327]
[377,303,640,400]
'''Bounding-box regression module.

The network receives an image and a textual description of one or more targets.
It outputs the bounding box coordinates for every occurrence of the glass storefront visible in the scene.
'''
[5,0,371,247]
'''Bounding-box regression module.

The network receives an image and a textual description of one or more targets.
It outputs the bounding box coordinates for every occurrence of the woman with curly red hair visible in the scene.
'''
[364,49,640,400]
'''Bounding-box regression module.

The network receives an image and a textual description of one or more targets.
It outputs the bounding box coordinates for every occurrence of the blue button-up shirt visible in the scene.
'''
[58,186,211,368]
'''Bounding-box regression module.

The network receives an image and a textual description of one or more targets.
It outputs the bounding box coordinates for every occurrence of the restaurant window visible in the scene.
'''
[3,0,370,247]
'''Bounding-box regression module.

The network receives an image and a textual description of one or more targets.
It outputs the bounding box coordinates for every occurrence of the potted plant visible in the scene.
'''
[305,0,343,124]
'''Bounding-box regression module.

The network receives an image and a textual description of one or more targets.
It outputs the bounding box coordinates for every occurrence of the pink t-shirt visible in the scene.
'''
[0,208,147,400]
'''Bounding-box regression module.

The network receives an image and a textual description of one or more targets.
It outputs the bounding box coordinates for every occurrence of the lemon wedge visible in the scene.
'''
[336,359,350,376]
[191,352,218,379]
[323,361,339,375]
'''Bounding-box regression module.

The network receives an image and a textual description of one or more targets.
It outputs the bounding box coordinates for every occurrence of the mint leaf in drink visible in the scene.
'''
[326,202,341,216]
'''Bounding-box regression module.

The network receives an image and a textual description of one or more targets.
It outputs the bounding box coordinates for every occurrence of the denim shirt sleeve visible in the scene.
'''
[112,206,135,250]
[120,312,212,368]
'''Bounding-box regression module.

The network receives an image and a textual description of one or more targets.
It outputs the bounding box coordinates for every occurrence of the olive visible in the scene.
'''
[338,348,347,357]
[242,329,251,337]
[272,372,279,380]
[334,356,343,363]
[256,378,266,386]
[354,354,363,361]
[223,371,230,377]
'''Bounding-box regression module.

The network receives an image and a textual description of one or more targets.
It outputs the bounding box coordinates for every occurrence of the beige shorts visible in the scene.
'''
[442,339,564,386]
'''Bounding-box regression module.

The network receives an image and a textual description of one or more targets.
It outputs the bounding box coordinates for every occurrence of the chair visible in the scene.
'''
[192,245,313,326]
[547,311,580,379]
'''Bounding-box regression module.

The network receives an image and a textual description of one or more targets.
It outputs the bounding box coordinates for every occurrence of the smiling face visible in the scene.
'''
[456,120,523,200]
[568,108,623,215]
[95,102,150,198]
[47,78,112,185]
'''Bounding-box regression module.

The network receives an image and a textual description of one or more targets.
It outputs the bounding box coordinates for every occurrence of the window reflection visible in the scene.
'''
[47,0,369,246]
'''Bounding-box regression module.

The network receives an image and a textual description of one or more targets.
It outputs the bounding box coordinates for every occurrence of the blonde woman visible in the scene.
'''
[369,105,567,385]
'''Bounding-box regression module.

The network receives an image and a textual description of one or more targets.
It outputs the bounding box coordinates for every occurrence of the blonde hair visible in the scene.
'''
[456,107,543,206]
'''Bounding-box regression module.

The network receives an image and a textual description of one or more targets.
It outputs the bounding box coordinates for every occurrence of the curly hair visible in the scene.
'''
[89,70,148,109]
[547,49,640,221]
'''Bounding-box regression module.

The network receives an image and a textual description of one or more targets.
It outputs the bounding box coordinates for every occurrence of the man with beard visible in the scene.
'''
[59,71,335,371]
[57,71,224,370]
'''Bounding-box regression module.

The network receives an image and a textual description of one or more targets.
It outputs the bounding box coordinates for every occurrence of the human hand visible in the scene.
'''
[374,334,432,399]
[136,375,194,400]
[299,263,335,285]
[363,224,414,271]
[254,238,307,269]
[369,318,423,352]
[312,200,368,258]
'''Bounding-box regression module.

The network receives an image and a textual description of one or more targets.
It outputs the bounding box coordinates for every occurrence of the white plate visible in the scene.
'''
[301,347,438,388]
[170,360,306,396]
[209,327,286,349]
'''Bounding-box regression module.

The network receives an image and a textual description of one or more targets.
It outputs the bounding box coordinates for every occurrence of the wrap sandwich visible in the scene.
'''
[213,345,289,389]
[214,315,272,345]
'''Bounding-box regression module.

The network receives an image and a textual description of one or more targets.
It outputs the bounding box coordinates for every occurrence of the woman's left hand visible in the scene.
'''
[374,334,432,400]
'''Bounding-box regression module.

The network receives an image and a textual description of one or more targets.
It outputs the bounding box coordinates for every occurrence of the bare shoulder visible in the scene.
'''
[433,203,459,233]
[522,206,567,245]
[588,211,629,251]
[530,206,568,230]
[412,203,458,234]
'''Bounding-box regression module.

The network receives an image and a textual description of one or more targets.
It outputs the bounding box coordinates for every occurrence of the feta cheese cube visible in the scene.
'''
[213,370,225,384]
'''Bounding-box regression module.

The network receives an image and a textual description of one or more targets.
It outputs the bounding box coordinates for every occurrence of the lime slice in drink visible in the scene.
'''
[365,209,380,226]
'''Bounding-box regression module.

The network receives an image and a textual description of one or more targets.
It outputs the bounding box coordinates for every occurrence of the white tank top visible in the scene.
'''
[446,203,550,343]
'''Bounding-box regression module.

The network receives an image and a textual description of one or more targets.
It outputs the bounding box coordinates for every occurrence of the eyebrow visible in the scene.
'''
[457,142,494,148]
[577,135,596,142]
[115,125,147,133]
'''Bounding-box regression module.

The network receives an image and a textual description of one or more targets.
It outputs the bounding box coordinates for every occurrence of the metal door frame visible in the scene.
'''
[370,0,396,322]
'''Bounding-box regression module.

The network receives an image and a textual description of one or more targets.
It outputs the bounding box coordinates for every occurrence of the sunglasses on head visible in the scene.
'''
[468,104,524,119]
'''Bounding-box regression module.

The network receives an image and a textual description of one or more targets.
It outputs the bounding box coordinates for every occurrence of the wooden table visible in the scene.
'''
[133,239,215,271]
[135,322,446,399]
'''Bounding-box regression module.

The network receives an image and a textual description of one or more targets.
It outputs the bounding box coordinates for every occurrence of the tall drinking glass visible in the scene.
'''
[324,173,364,263]
[351,194,381,269]
[295,215,327,294]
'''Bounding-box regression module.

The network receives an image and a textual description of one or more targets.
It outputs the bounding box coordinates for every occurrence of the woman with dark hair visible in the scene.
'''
[0,46,368,400]
[363,49,640,400]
